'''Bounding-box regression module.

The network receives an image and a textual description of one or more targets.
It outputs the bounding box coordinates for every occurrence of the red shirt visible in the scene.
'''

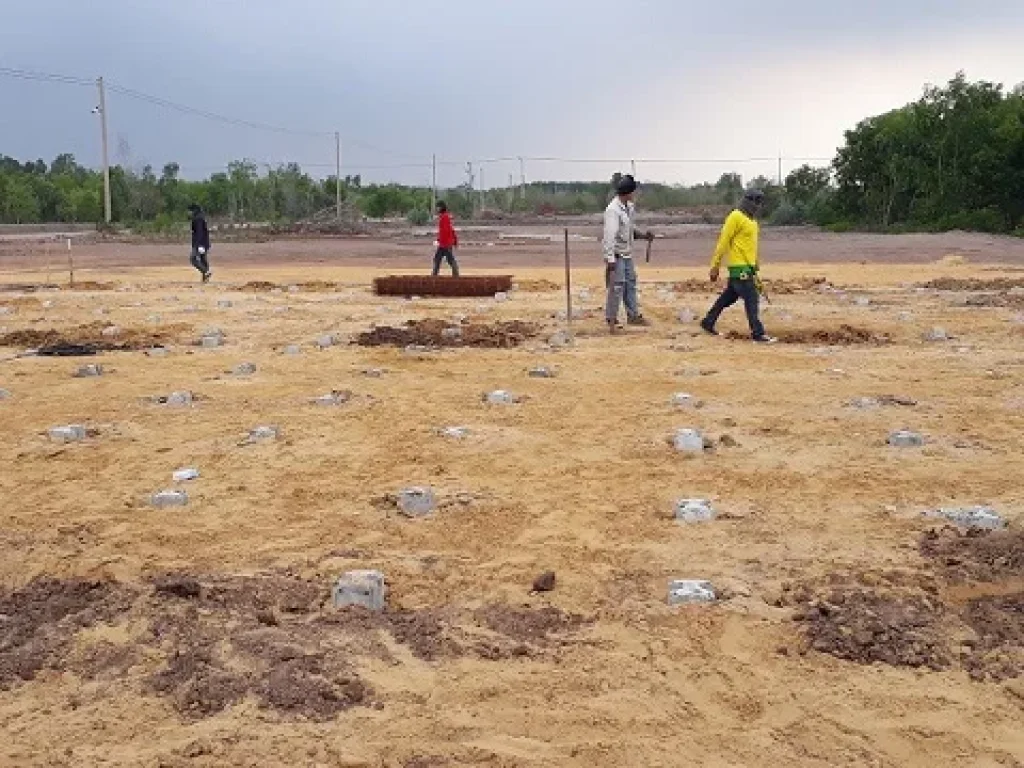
[437,212,458,249]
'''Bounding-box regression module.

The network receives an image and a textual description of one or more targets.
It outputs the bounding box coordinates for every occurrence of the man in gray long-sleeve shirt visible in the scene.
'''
[603,175,653,333]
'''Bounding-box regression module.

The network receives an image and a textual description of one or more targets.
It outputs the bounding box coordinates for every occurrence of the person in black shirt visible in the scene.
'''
[188,203,212,282]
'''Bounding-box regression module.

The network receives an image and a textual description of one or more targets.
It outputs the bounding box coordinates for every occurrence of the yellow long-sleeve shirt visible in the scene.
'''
[710,209,759,277]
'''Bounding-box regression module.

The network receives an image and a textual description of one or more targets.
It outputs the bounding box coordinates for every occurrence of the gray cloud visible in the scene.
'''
[3,0,1023,185]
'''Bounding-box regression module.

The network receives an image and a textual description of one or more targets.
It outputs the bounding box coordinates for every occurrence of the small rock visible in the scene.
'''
[888,429,924,447]
[217,300,233,308]
[165,391,193,408]
[362,367,384,377]
[232,362,257,376]
[48,424,87,443]
[923,327,950,342]
[332,570,385,611]
[528,366,555,379]
[0,388,11,401]
[494,292,509,302]
[101,325,121,338]
[668,579,716,605]
[673,428,705,454]
[671,393,700,408]
[151,489,189,508]
[439,426,470,440]
[316,334,336,349]
[548,330,573,348]
[74,364,104,378]
[313,390,351,406]
[532,571,556,592]
[674,498,716,523]
[249,425,280,442]
[848,397,880,409]
[925,506,1006,530]
[146,347,169,357]
[853,297,871,307]
[172,468,200,482]
[200,335,223,348]
[484,390,517,405]
[397,487,436,517]
[282,344,302,355]
[677,308,696,323]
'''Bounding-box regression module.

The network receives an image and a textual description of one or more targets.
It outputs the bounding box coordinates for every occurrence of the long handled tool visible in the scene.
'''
[645,236,653,263]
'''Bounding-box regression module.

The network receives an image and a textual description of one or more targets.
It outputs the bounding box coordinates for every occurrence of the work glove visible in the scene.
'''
[709,267,720,283]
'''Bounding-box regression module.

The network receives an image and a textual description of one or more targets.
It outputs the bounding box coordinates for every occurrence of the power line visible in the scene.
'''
[0,66,93,87]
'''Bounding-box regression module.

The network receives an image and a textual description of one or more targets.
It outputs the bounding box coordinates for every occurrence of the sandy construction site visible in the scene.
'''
[1,228,1023,767]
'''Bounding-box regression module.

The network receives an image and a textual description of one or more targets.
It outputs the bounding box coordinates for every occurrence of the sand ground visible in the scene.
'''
[1,233,1023,767]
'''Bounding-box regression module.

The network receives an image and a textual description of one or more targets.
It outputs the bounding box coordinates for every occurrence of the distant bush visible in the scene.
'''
[406,208,430,226]
[768,201,807,226]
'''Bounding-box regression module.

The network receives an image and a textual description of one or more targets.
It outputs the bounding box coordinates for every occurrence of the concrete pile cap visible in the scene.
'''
[673,428,705,453]
[146,347,170,357]
[888,429,924,447]
[923,327,950,341]
[439,426,470,440]
[484,390,517,405]
[75,364,104,378]
[668,579,716,605]
[151,489,189,507]
[232,362,257,375]
[671,393,700,408]
[173,468,200,482]
[925,506,1006,530]
[674,498,716,523]
[165,391,194,407]
[249,425,280,441]
[48,424,87,443]
[282,344,302,355]
[217,300,233,308]
[332,570,386,611]
[316,334,336,348]
[397,487,436,517]
[101,325,121,337]
[528,367,555,378]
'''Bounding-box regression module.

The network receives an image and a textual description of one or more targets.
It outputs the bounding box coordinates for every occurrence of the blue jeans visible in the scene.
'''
[605,257,639,322]
[703,275,765,339]
[432,247,460,277]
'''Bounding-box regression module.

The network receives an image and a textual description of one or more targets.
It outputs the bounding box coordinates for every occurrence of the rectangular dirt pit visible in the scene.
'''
[373,275,513,298]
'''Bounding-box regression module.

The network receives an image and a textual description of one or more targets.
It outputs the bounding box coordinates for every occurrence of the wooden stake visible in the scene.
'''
[67,238,74,287]
[564,228,573,336]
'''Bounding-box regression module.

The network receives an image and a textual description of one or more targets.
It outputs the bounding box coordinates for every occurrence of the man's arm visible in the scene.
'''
[709,211,738,281]
[200,219,211,250]
[602,207,618,263]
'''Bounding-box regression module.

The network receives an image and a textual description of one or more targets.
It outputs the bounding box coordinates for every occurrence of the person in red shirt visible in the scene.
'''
[432,200,460,277]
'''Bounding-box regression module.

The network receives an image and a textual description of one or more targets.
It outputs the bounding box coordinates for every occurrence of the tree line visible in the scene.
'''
[1,74,1021,235]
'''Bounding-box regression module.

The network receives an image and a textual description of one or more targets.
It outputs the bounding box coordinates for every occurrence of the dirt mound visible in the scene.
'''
[516,279,561,293]
[476,604,587,645]
[234,280,342,293]
[671,279,717,293]
[0,578,134,689]
[797,589,951,670]
[235,280,278,292]
[0,322,189,353]
[961,593,1024,681]
[356,319,538,349]
[726,325,888,345]
[670,277,828,295]
[921,277,1024,291]
[920,528,1024,584]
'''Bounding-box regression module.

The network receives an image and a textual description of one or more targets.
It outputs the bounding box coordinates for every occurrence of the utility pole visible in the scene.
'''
[97,77,111,225]
[778,152,783,187]
[518,156,526,201]
[335,131,342,221]
[631,158,636,178]
[465,162,474,215]
[479,166,485,213]
[508,173,514,212]
[431,154,437,217]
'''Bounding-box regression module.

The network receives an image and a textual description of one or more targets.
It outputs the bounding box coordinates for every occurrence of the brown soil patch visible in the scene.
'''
[726,324,889,345]
[516,279,561,292]
[60,281,116,291]
[921,277,1024,291]
[356,319,538,349]
[476,604,587,645]
[920,528,1024,584]
[797,590,951,670]
[235,280,279,292]
[0,322,190,353]
[961,593,1024,682]
[234,280,342,293]
[670,277,828,295]
[0,578,135,689]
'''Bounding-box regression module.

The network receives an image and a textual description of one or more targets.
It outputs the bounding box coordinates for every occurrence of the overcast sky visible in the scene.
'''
[2,0,1023,187]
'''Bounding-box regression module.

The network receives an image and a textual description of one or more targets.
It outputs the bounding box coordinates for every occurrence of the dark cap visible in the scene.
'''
[616,174,638,195]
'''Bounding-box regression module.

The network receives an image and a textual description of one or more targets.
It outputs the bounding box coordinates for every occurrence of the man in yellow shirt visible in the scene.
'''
[700,189,776,343]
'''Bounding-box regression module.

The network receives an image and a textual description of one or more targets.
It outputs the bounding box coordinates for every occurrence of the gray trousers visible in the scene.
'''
[605,256,639,322]
[431,247,459,277]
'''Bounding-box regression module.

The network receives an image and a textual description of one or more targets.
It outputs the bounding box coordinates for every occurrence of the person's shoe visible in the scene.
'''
[202,271,212,283]
[627,315,651,326]
[700,320,719,336]
[752,335,777,344]
[607,320,621,335]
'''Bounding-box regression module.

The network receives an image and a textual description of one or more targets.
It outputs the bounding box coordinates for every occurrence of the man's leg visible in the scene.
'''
[623,258,641,320]
[189,249,204,276]
[431,248,444,276]
[702,279,740,330]
[446,248,460,277]
[736,278,766,339]
[605,257,625,326]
